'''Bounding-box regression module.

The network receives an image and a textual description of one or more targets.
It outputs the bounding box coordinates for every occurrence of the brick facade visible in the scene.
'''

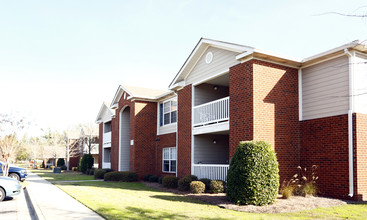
[229,59,300,181]
[177,85,192,178]
[354,113,367,200]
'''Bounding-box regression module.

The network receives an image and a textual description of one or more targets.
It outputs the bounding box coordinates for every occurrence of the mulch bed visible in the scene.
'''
[143,182,348,213]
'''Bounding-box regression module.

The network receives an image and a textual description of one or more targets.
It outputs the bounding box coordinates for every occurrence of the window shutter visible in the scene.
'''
[160,103,163,126]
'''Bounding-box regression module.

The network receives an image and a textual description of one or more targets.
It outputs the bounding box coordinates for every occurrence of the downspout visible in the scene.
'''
[174,91,179,178]
[344,48,354,198]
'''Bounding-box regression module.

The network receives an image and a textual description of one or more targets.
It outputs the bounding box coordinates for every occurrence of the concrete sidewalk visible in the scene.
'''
[26,172,103,220]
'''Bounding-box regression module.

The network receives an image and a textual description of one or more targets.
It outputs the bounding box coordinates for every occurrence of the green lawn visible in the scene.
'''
[30,169,94,182]
[54,181,367,220]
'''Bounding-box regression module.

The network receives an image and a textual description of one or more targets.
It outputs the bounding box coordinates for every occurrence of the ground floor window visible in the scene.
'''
[163,147,176,172]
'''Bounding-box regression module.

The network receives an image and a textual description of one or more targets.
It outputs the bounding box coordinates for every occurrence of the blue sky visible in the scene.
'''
[1,0,366,135]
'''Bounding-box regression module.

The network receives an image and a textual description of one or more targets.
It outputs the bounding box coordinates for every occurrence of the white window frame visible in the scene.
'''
[162,147,176,173]
[159,98,177,127]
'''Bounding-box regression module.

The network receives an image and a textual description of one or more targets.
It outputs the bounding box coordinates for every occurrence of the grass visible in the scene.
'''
[53,180,367,220]
[30,169,94,182]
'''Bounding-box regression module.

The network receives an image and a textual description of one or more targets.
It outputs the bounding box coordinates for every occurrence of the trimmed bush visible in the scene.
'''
[199,178,211,192]
[94,169,106,179]
[162,176,179,188]
[178,175,198,191]
[77,158,82,171]
[57,158,65,167]
[190,181,205,194]
[80,154,94,174]
[158,177,163,184]
[226,141,279,206]
[149,175,159,182]
[72,167,78,171]
[210,180,225,194]
[104,171,138,182]
[144,174,152,182]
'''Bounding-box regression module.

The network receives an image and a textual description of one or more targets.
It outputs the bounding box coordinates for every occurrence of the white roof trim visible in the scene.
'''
[169,38,254,89]
[95,102,113,124]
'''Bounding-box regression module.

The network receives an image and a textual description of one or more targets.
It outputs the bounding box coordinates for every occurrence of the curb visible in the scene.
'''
[24,186,45,220]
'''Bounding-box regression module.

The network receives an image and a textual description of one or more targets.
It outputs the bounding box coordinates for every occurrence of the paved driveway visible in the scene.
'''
[0,188,31,220]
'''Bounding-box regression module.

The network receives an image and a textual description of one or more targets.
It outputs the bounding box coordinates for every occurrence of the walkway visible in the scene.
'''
[26,172,103,220]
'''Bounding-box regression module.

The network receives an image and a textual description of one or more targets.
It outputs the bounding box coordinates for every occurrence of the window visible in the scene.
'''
[104,121,112,133]
[163,147,176,172]
[159,100,177,126]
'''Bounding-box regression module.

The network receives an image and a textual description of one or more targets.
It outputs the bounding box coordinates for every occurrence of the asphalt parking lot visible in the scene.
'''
[0,188,32,220]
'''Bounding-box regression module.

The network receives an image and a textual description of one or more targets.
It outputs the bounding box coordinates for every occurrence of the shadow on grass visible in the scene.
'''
[96,206,232,220]
[151,194,206,204]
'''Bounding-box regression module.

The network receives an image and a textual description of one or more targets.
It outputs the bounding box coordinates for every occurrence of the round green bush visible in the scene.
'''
[149,175,159,182]
[226,141,279,206]
[80,154,94,174]
[199,178,211,192]
[57,158,65,167]
[94,169,106,179]
[144,174,152,182]
[162,176,179,188]
[190,181,205,194]
[178,175,198,191]
[104,171,138,182]
[210,180,225,194]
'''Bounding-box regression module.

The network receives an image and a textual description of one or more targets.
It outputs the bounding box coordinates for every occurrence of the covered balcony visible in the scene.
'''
[192,74,229,135]
[103,121,112,147]
[192,133,229,181]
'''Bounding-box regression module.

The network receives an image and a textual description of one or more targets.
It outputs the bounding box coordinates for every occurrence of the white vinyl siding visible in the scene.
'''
[119,108,130,171]
[302,55,350,120]
[186,46,240,85]
[354,54,367,114]
[163,147,176,173]
[193,134,229,164]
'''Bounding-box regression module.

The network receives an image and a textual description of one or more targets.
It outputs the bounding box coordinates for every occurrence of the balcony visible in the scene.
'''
[103,131,111,147]
[193,97,229,134]
[193,164,229,181]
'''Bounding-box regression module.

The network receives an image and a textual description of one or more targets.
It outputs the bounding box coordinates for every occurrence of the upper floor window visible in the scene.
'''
[159,100,177,126]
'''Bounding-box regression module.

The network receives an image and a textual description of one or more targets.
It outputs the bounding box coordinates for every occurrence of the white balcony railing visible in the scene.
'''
[193,96,229,127]
[193,164,229,181]
[103,131,111,146]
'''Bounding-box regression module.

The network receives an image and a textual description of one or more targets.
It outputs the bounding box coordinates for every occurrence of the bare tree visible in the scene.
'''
[0,114,29,176]
[79,123,98,155]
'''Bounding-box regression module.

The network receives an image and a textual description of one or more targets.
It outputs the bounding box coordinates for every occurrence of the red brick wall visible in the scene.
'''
[229,61,254,157]
[229,59,300,181]
[354,113,367,200]
[301,114,349,199]
[177,85,192,178]
[156,132,177,177]
[133,101,158,179]
[98,123,103,169]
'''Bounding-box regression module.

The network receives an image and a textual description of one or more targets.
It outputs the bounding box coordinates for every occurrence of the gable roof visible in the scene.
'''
[169,38,254,90]
[110,85,174,109]
[95,102,113,124]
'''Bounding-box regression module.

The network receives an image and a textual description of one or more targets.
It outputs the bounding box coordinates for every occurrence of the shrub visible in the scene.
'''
[226,141,279,206]
[199,178,211,192]
[149,175,159,182]
[80,154,94,174]
[190,181,205,194]
[210,180,225,194]
[61,165,67,170]
[57,158,65,167]
[104,171,138,182]
[144,174,152,182]
[178,175,198,191]
[77,158,82,171]
[86,168,95,175]
[158,177,163,184]
[72,167,78,171]
[50,165,55,170]
[94,169,106,179]
[162,176,179,188]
